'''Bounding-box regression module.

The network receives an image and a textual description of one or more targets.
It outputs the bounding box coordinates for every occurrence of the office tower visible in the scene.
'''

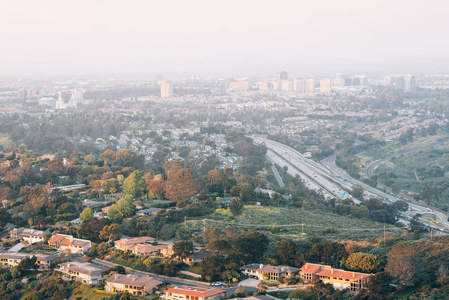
[229,79,249,91]
[395,76,405,91]
[404,75,416,92]
[280,80,292,92]
[56,92,64,109]
[257,82,269,91]
[333,74,345,87]
[305,79,315,93]
[356,75,368,85]
[294,78,306,93]
[384,76,395,86]
[71,89,83,101]
[277,71,288,80]
[161,81,173,98]
[320,78,332,94]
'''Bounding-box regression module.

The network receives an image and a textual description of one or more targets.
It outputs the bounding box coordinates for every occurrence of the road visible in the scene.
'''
[270,163,285,188]
[254,136,449,231]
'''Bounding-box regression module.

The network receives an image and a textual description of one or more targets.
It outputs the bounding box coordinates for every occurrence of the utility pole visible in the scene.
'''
[384,224,386,247]
[184,216,187,230]
[203,219,206,234]
[431,227,433,239]
[301,224,304,235]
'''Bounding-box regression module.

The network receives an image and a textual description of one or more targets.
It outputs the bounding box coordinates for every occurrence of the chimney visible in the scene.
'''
[259,264,263,269]
[331,269,334,274]
[353,272,355,278]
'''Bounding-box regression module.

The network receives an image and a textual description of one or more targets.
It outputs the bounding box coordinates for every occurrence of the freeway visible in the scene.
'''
[254,136,449,230]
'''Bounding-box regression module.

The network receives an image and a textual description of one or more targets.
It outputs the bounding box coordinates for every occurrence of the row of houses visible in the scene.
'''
[0,253,56,270]
[241,262,371,293]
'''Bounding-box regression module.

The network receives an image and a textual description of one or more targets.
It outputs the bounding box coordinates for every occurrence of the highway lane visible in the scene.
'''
[255,136,449,230]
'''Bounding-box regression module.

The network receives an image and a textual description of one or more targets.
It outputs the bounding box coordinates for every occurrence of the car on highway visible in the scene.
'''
[210,282,224,286]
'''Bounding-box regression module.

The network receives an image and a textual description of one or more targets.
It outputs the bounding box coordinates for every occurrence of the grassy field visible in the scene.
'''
[188,205,404,241]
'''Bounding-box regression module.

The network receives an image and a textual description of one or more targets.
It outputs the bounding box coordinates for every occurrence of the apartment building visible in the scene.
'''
[48,234,91,253]
[160,285,226,300]
[105,273,162,296]
[9,228,46,244]
[56,261,108,285]
[299,263,371,293]
[0,253,56,270]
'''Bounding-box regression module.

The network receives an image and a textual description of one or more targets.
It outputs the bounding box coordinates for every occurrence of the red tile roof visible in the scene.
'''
[163,286,225,298]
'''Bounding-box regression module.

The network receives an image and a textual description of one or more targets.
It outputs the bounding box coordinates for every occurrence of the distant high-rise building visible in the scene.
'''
[229,79,249,91]
[280,80,292,92]
[71,89,83,101]
[404,75,416,92]
[305,79,315,94]
[395,76,405,91]
[320,79,332,94]
[294,78,306,93]
[161,81,173,98]
[56,92,64,109]
[384,76,395,86]
[26,87,42,99]
[277,71,288,80]
[356,75,368,85]
[333,74,346,87]
[257,82,269,91]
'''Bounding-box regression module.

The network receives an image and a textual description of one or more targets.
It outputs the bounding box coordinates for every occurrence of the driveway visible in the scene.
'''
[8,242,25,253]
[239,278,261,288]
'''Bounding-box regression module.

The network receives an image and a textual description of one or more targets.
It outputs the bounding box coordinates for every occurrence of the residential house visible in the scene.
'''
[299,263,371,293]
[0,253,56,270]
[48,234,91,253]
[56,261,109,285]
[9,228,46,244]
[160,285,226,300]
[105,273,163,296]
[240,264,300,281]
[184,250,212,266]
[114,236,155,251]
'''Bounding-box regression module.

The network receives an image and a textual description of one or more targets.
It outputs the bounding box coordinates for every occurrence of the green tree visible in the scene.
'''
[99,223,121,243]
[343,252,382,273]
[229,198,244,216]
[230,183,257,203]
[80,207,93,222]
[19,255,38,271]
[123,170,146,198]
[173,241,194,260]
[117,196,135,217]
[350,184,364,199]
[276,239,298,266]
[361,272,392,299]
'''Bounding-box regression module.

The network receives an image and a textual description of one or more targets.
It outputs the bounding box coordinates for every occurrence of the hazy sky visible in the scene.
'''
[1,0,448,77]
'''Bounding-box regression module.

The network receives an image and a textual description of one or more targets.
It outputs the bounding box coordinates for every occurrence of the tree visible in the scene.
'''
[159,224,175,240]
[99,223,121,243]
[438,265,449,287]
[164,160,199,203]
[107,204,122,219]
[80,208,93,222]
[362,272,392,299]
[350,184,364,199]
[385,242,428,287]
[117,196,135,217]
[123,170,146,198]
[173,241,194,260]
[230,183,256,203]
[232,230,268,264]
[343,252,382,273]
[229,198,244,216]
[276,239,298,266]
[103,178,119,193]
[19,255,38,272]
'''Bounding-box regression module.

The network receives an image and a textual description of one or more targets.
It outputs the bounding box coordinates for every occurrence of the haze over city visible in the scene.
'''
[1,0,448,77]
[2,1,449,299]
